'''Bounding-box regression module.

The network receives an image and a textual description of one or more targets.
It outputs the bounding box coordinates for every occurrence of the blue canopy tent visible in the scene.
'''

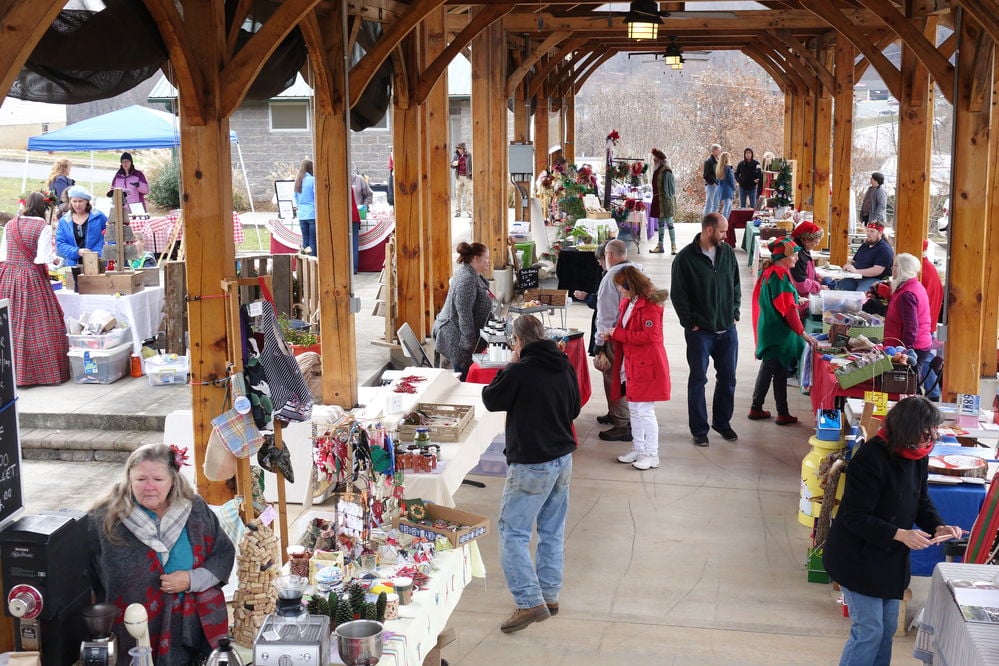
[23,105,255,214]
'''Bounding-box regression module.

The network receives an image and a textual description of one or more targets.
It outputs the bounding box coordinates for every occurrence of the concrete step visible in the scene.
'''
[19,428,163,462]
[18,411,166,432]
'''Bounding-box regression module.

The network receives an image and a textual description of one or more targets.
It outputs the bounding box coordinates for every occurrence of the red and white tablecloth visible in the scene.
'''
[132,211,244,251]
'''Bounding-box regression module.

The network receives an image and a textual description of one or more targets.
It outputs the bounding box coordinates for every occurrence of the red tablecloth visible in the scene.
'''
[465,336,592,407]
[724,208,755,246]
[133,211,244,251]
[809,350,909,412]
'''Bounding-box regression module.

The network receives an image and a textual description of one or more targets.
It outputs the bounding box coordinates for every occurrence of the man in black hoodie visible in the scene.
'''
[482,315,581,634]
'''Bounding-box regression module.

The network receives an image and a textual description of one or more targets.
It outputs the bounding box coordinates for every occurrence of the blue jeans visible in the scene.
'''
[916,349,941,400]
[836,276,880,293]
[499,453,572,609]
[739,187,758,208]
[704,183,720,214]
[352,222,360,273]
[298,219,316,255]
[720,196,733,220]
[684,326,738,437]
[839,587,899,666]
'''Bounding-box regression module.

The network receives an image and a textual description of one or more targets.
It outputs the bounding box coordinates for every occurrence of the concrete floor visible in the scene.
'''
[14,221,931,664]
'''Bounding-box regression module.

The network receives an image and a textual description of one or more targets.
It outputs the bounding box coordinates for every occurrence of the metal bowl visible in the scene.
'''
[335,620,384,666]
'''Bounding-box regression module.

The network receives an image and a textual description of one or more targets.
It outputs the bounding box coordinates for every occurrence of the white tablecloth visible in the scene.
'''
[915,563,999,664]
[56,286,165,354]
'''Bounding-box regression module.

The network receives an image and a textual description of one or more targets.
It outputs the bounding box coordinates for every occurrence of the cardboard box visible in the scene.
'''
[523,288,568,308]
[76,271,145,295]
[397,504,489,548]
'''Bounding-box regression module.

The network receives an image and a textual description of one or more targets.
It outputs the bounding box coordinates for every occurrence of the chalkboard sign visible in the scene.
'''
[0,300,24,530]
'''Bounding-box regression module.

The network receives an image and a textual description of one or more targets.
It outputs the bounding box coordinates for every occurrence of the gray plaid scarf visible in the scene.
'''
[121,498,193,565]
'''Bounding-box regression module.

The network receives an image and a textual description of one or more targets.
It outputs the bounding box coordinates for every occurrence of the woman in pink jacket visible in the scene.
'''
[789,221,829,298]
[605,265,670,471]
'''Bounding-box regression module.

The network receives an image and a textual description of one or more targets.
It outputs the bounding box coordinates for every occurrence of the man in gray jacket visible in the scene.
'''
[593,239,633,441]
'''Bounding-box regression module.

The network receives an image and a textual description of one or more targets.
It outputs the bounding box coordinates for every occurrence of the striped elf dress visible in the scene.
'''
[0,215,70,386]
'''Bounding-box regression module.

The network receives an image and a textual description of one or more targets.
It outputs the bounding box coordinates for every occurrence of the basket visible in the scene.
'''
[834,354,894,389]
[877,364,918,394]
[397,403,475,443]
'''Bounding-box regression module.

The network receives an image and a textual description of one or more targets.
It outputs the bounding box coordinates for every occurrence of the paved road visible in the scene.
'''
[0,158,116,185]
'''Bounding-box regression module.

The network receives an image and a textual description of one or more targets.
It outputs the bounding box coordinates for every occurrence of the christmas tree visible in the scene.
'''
[770,158,794,208]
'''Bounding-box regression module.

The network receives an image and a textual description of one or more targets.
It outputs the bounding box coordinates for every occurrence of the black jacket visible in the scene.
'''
[703,155,718,185]
[823,436,944,600]
[481,340,580,464]
[734,159,761,190]
[670,234,741,331]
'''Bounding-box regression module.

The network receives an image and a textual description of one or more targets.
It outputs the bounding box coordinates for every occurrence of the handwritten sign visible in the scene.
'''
[0,300,25,529]
[864,390,890,416]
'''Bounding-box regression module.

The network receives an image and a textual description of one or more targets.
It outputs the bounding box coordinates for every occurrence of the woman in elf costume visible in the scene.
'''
[749,237,817,425]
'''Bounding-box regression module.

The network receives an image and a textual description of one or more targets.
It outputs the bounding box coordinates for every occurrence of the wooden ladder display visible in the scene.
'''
[221,276,290,559]
[371,235,398,346]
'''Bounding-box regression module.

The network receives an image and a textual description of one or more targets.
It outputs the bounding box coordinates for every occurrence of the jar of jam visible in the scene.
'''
[414,427,432,449]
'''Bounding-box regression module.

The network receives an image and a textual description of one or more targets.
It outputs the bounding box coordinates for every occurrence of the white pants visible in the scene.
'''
[627,401,659,456]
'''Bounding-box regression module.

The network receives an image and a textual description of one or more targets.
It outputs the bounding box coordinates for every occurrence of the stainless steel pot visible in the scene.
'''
[334,620,384,666]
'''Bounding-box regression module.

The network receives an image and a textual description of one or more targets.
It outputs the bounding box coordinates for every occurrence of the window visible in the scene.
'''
[269,102,310,131]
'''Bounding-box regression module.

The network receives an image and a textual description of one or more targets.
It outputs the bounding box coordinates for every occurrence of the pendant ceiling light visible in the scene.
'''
[624,0,662,40]
[664,36,682,66]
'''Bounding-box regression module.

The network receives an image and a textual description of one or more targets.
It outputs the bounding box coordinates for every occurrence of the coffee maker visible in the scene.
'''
[0,510,92,666]
[80,603,118,666]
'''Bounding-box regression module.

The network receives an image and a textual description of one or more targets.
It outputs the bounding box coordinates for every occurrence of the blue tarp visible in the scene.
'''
[26,105,238,151]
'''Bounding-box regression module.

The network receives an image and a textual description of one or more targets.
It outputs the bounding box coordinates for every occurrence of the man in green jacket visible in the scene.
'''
[671,213,741,447]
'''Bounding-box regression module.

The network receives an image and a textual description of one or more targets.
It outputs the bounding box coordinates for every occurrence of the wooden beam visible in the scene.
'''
[391,45,410,109]
[488,20,508,268]
[141,0,208,124]
[225,0,254,55]
[506,31,571,97]
[219,0,321,117]
[944,8,993,397]
[300,12,334,114]
[564,94,576,163]
[744,47,792,92]
[854,33,898,80]
[574,51,615,94]
[854,0,954,103]
[953,0,999,44]
[982,54,999,376]
[415,2,514,105]
[349,0,447,107]
[771,30,836,92]
[830,34,855,266]
[528,38,587,98]
[803,0,903,99]
[813,43,833,235]
[534,93,550,176]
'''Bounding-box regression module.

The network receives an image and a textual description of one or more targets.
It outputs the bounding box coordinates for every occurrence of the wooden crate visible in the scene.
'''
[397,403,474,443]
[75,271,145,295]
[523,288,568,308]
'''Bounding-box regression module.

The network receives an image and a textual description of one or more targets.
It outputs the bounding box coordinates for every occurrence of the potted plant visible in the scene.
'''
[278,313,321,356]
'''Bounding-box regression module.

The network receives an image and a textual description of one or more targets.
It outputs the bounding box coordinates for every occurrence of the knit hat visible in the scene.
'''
[871,171,885,185]
[768,236,801,260]
[866,221,885,231]
[651,148,666,161]
[120,152,133,163]
[65,185,92,201]
[792,221,823,241]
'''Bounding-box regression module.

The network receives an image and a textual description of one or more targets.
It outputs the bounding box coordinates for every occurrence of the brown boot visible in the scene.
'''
[500,604,551,633]
[650,244,665,253]
[671,244,678,254]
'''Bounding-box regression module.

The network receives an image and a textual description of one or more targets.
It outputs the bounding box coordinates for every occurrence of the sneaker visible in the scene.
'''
[748,409,772,420]
[598,427,633,442]
[632,454,660,470]
[776,414,799,426]
[617,449,642,464]
[712,425,738,441]
[596,413,614,425]
[546,601,559,616]
[671,244,678,255]
[500,604,551,633]
[649,244,665,253]
[692,434,709,447]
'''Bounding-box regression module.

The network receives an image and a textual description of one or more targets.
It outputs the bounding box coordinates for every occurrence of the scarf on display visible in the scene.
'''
[877,427,933,460]
[121,497,192,566]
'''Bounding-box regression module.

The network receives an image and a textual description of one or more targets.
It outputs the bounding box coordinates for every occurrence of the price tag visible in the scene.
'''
[258,505,276,526]
[248,301,263,317]
[864,390,889,416]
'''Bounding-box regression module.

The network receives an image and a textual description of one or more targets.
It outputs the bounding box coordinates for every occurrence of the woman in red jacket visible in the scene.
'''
[605,266,670,471]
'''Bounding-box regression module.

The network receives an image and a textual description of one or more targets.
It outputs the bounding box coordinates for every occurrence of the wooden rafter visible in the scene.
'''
[744,46,791,92]
[347,15,363,53]
[952,0,999,44]
[802,0,902,99]
[854,33,898,80]
[573,50,614,95]
[766,32,823,92]
[0,1,66,106]
[854,0,954,103]
[415,3,514,105]
[141,0,209,124]
[764,43,814,93]
[349,0,447,107]
[771,30,836,92]
[225,0,255,56]
[299,11,334,114]
[506,31,571,98]
[391,44,410,109]
[553,48,599,98]
[528,38,587,98]
[219,0,321,118]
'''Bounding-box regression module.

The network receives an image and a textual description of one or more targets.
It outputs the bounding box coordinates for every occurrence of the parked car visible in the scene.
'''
[937,198,949,233]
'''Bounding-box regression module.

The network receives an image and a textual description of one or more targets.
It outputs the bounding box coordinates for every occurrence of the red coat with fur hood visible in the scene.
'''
[609,295,670,402]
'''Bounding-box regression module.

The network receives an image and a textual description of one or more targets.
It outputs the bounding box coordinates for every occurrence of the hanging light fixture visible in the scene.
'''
[663,36,682,65]
[624,0,662,41]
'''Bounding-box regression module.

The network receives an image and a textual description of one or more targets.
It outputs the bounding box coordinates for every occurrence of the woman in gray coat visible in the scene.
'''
[432,241,493,379]
[860,171,888,225]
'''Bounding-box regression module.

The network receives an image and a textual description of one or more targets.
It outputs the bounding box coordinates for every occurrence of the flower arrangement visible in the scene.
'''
[278,313,319,346]
[18,188,58,210]
[606,130,620,145]
[610,198,646,224]
[629,162,647,178]
[624,198,646,212]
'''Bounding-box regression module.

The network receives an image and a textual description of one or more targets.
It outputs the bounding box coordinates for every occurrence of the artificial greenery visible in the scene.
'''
[375,591,387,622]
[148,151,181,209]
[770,158,794,208]
[277,313,319,346]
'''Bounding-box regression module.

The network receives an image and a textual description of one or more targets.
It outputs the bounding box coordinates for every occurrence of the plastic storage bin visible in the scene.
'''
[66,327,130,351]
[67,342,132,384]
[144,355,189,386]
[821,290,865,314]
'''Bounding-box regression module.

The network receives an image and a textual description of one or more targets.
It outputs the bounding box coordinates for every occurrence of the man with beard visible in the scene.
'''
[838,221,894,293]
[671,213,741,447]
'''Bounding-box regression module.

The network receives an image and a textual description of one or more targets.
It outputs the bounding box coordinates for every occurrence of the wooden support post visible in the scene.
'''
[895,17,936,261]
[164,260,187,355]
[783,94,793,160]
[512,79,531,222]
[534,93,550,178]
[831,35,856,265]
[488,20,508,269]
[792,93,807,187]
[422,11,451,324]
[981,54,999,376]
[799,90,815,208]
[813,42,834,240]
[311,0,358,408]
[271,254,293,317]
[394,32,427,337]
[564,94,576,164]
[944,10,993,398]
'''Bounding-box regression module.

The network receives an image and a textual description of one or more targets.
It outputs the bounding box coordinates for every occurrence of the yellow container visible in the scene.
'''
[798,435,847,527]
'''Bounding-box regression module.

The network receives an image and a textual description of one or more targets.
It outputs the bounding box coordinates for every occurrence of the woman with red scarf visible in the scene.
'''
[823,397,962,665]
[749,237,817,425]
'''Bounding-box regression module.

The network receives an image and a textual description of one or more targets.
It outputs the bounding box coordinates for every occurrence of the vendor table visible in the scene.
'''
[915,563,999,665]
[815,266,863,282]
[555,250,602,295]
[740,224,760,266]
[56,286,165,354]
[724,208,755,247]
[809,349,910,412]
[465,335,592,407]
[132,211,244,253]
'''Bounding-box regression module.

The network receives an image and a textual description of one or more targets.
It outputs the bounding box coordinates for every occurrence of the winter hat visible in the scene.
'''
[65,185,92,201]
[768,236,801,260]
[871,171,885,185]
[651,148,666,161]
[120,152,133,163]
[792,221,823,241]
